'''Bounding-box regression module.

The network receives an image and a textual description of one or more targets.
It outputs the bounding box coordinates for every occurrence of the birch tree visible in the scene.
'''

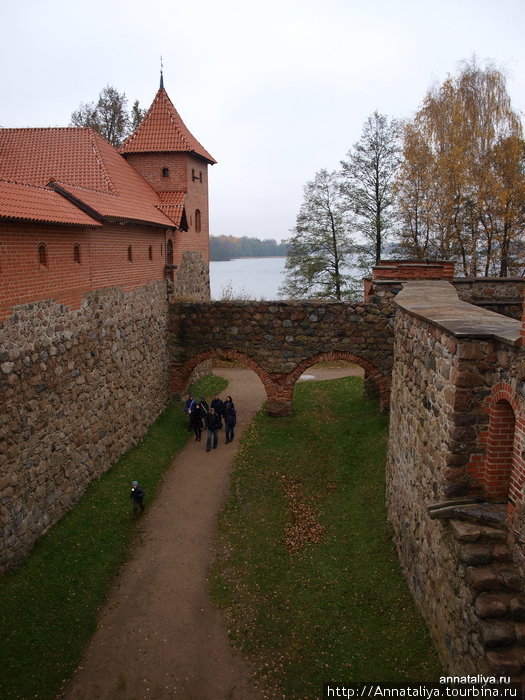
[340,111,401,266]
[395,59,525,276]
[279,169,356,300]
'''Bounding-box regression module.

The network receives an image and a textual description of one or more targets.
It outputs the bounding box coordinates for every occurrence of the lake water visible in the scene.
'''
[210,257,286,300]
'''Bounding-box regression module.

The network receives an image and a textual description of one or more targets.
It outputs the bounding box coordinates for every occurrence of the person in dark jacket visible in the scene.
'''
[184,395,196,431]
[224,396,236,444]
[130,480,145,515]
[205,407,221,452]
[189,402,204,441]
[210,395,225,426]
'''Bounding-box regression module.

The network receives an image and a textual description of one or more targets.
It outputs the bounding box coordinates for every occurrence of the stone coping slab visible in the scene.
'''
[395,281,521,345]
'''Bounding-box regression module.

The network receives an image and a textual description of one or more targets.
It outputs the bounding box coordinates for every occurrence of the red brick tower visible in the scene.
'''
[119,74,216,274]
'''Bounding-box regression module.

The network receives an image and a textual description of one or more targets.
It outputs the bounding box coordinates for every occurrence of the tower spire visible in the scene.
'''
[160,56,164,90]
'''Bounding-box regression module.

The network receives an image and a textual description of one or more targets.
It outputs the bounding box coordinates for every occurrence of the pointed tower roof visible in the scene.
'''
[119,87,216,164]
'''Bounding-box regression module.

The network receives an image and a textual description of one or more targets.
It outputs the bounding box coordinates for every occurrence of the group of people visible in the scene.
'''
[184,393,237,452]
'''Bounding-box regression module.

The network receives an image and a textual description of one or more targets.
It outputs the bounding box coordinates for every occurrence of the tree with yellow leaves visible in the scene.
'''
[395,59,525,276]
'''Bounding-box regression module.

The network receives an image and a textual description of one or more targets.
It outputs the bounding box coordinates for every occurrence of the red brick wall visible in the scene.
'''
[0,221,170,320]
[123,152,210,266]
[180,155,210,266]
[371,260,455,280]
[476,383,525,509]
[123,152,188,193]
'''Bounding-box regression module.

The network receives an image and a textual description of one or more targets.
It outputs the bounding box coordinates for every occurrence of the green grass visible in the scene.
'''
[0,373,227,700]
[210,376,443,698]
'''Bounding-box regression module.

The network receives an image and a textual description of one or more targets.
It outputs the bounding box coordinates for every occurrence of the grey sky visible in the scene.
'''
[2,0,525,241]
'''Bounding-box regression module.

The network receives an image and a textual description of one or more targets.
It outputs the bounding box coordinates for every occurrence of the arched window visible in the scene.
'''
[484,398,516,501]
[166,238,174,282]
[73,243,81,265]
[162,167,170,178]
[38,243,48,267]
[127,245,133,262]
[195,209,201,233]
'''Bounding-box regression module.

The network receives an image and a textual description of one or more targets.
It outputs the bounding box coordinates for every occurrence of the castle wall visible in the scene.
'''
[387,308,488,671]
[0,220,170,321]
[386,281,525,674]
[0,281,171,572]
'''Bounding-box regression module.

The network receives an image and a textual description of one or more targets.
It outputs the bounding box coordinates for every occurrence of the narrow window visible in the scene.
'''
[127,245,133,262]
[73,243,81,264]
[38,243,48,267]
[148,245,153,261]
[162,167,169,177]
[192,169,203,183]
[195,209,201,233]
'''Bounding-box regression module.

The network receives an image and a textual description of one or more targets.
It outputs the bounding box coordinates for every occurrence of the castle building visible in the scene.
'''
[0,78,216,320]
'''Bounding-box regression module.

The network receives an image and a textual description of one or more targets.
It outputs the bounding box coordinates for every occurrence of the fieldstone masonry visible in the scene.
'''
[0,280,171,572]
[168,297,395,415]
[6,254,525,678]
[387,280,525,677]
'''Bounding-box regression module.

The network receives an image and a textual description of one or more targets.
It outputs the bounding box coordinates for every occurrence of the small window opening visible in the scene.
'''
[162,167,170,178]
[38,243,48,267]
[195,209,202,233]
[148,245,153,261]
[73,243,81,264]
[127,245,133,262]
[192,168,203,183]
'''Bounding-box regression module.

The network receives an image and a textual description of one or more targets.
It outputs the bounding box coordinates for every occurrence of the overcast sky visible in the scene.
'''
[2,0,525,241]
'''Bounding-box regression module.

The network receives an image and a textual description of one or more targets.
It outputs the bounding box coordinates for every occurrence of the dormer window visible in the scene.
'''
[162,167,170,178]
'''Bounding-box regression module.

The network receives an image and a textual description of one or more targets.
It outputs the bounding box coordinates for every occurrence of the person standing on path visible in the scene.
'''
[130,480,145,515]
[205,406,221,452]
[189,402,205,442]
[224,396,236,444]
[210,394,225,425]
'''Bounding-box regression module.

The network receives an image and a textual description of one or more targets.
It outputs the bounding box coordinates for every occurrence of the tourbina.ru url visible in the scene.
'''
[323,682,522,699]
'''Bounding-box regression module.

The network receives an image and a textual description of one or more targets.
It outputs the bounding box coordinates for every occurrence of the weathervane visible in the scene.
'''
[160,55,164,89]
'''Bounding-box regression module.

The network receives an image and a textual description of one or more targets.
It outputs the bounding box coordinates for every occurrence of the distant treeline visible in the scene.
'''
[210,235,288,261]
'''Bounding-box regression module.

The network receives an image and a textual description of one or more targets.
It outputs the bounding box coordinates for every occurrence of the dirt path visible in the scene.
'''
[62,366,361,700]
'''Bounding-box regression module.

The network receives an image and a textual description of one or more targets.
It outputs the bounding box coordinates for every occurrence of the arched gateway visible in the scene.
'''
[168,300,394,415]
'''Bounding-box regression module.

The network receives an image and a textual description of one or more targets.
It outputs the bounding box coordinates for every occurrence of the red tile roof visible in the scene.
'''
[156,191,188,227]
[119,88,217,165]
[0,179,102,226]
[0,128,176,228]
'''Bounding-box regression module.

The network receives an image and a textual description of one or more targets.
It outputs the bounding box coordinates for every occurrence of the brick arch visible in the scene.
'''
[288,351,391,411]
[478,382,523,505]
[170,348,271,395]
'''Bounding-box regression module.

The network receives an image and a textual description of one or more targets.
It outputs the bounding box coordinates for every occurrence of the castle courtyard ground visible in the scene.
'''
[62,366,361,699]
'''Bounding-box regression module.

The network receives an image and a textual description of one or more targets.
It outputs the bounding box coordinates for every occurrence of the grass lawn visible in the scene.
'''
[210,375,443,698]
[0,374,227,700]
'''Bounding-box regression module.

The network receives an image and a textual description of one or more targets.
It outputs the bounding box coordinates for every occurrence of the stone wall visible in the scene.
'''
[387,305,487,670]
[386,280,525,673]
[168,297,396,414]
[454,278,525,320]
[0,247,214,573]
[169,250,211,302]
[0,281,170,572]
